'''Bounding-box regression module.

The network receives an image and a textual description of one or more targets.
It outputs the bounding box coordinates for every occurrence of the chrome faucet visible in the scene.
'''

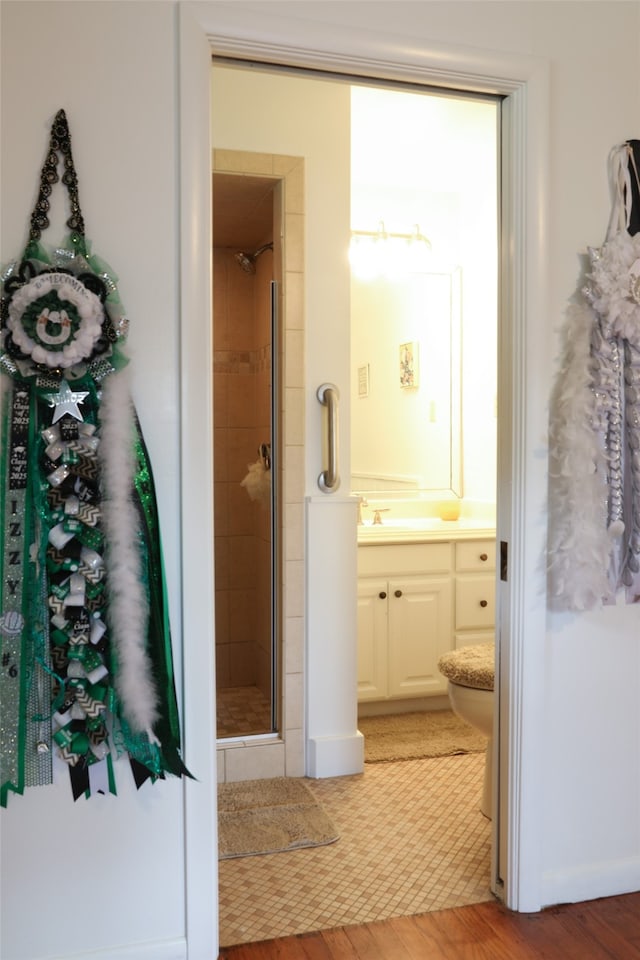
[357,497,369,524]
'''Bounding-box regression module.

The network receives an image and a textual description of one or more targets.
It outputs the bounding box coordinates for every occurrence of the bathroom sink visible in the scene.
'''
[401,517,453,527]
[357,517,456,539]
[362,517,454,530]
[357,516,495,541]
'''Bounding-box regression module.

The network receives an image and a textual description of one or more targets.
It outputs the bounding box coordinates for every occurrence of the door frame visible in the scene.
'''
[179,6,550,954]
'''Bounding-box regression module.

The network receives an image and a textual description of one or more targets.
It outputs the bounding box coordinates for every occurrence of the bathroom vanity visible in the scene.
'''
[357,521,496,705]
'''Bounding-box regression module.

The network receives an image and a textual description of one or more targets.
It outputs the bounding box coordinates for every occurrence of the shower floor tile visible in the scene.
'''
[218,752,492,946]
[217,685,272,738]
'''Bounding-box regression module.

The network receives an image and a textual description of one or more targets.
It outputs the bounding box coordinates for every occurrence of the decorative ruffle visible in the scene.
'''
[549,141,640,609]
[548,303,615,610]
[584,231,640,343]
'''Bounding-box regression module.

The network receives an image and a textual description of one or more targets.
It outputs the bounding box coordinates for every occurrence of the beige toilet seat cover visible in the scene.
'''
[438,641,495,691]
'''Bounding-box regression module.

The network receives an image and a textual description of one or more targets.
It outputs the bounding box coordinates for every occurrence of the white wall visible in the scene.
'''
[0,4,199,959]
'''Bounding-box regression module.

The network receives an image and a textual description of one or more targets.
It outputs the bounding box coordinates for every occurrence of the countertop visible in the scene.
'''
[357,516,496,544]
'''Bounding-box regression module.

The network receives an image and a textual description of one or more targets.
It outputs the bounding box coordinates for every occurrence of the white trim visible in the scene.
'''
[183,2,551,937]
[308,733,365,778]
[211,36,526,94]
[542,858,640,909]
[496,70,550,914]
[195,1,537,92]
[178,6,218,960]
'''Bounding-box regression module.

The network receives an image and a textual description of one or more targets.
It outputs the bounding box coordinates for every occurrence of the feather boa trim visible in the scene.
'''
[548,302,615,610]
[98,368,160,736]
[585,231,640,343]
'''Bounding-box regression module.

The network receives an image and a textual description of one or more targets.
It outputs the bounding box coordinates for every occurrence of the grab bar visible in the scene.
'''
[317,382,340,492]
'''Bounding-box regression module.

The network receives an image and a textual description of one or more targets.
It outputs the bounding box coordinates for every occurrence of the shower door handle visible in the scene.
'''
[317,382,340,492]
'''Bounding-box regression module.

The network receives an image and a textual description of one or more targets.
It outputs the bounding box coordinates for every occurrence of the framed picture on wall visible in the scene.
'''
[399,341,418,388]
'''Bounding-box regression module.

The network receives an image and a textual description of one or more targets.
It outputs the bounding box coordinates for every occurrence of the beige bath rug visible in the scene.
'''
[359,708,487,763]
[218,777,339,860]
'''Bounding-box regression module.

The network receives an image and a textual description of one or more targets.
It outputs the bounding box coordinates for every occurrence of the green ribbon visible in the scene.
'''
[126,427,191,780]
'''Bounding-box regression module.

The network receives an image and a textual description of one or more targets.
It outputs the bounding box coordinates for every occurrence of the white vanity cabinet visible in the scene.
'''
[357,535,497,704]
[357,543,454,701]
[454,539,496,648]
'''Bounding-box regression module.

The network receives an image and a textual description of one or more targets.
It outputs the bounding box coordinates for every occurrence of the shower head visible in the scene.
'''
[235,252,255,273]
[234,242,274,274]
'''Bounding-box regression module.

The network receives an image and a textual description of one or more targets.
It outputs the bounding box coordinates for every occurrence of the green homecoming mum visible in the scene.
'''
[0,109,190,805]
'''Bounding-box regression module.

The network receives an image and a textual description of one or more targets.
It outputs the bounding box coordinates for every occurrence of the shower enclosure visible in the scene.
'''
[213,172,280,738]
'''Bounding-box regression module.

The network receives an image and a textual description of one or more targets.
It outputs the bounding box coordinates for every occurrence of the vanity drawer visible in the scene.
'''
[455,574,495,629]
[358,542,453,577]
[455,540,496,573]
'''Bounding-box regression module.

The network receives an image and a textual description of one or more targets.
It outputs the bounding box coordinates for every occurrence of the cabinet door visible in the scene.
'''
[387,577,452,698]
[455,540,496,572]
[357,578,388,700]
[455,573,495,630]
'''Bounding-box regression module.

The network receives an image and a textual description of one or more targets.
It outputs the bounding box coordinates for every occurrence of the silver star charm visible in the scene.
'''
[46,380,89,424]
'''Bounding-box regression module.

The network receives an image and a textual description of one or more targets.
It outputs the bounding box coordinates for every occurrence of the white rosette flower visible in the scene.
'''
[7,271,103,369]
[586,232,640,343]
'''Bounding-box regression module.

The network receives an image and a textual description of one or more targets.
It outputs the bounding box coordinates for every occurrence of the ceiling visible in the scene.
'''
[212,173,274,250]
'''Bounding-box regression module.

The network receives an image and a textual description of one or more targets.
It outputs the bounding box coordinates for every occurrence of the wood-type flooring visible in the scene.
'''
[219,891,640,959]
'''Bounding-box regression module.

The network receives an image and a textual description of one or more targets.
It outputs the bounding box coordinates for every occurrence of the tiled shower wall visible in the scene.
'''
[213,248,272,699]
[214,150,305,782]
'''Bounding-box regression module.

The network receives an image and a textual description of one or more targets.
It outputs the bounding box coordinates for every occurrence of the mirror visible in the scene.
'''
[348,85,499,509]
[351,265,462,496]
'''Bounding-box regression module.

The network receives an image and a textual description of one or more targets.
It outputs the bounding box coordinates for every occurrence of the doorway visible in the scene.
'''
[212,172,279,739]
[212,63,500,942]
[181,11,550,948]
[213,149,307,783]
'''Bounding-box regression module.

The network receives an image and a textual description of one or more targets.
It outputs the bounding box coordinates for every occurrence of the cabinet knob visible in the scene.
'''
[379,591,387,600]
[480,553,488,562]
[480,599,488,608]
[394,589,403,598]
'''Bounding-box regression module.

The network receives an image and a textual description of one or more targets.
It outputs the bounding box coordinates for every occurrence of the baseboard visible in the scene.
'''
[49,939,186,960]
[541,857,640,908]
[307,731,364,778]
[358,695,450,717]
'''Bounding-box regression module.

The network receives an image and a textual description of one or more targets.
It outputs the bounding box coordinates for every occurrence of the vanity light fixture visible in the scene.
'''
[349,221,432,279]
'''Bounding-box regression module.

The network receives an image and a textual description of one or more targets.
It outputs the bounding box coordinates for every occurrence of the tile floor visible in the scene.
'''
[218,751,492,946]
[217,685,273,738]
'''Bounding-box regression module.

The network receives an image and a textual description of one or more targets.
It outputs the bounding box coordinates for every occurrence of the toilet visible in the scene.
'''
[437,641,495,819]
